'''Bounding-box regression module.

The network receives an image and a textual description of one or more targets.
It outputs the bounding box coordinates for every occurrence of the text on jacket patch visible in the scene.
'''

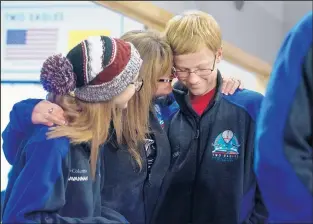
[68,168,88,181]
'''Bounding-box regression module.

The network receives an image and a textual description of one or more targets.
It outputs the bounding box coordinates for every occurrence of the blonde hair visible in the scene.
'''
[120,30,173,168]
[164,10,222,55]
[46,94,123,179]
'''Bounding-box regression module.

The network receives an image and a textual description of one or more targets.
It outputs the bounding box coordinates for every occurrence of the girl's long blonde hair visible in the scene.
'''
[46,94,123,179]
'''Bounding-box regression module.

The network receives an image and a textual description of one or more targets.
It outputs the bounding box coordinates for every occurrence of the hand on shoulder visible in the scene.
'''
[32,100,67,126]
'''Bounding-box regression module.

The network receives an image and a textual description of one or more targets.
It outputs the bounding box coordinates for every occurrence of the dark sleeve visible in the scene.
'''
[2,137,127,224]
[285,45,312,192]
[282,45,312,197]
[2,98,42,164]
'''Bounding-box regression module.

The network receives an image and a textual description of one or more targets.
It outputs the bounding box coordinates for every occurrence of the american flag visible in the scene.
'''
[5,28,59,61]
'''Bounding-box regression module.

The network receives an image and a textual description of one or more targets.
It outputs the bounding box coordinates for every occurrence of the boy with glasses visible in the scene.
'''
[156,10,268,224]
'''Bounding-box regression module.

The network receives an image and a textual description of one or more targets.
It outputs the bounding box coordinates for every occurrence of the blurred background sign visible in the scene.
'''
[68,30,111,50]
[1,1,143,81]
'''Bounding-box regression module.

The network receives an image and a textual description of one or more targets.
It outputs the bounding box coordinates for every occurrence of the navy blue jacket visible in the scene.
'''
[98,110,171,224]
[1,99,171,224]
[255,12,313,223]
[1,123,128,223]
[156,73,268,224]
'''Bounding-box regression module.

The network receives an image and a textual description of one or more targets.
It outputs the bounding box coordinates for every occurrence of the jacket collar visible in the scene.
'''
[172,70,223,117]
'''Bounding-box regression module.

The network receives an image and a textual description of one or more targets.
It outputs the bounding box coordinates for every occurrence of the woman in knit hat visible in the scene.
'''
[1,36,143,223]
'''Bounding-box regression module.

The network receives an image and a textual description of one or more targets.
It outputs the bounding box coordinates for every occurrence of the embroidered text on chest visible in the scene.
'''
[68,168,89,181]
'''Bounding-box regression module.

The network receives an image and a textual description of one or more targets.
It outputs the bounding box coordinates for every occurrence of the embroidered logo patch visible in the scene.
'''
[212,130,240,162]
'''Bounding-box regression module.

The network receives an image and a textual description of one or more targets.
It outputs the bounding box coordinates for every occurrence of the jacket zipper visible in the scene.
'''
[189,118,200,223]
[188,99,216,223]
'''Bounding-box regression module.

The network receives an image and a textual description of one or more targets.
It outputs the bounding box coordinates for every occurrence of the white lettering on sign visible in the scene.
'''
[5,12,64,22]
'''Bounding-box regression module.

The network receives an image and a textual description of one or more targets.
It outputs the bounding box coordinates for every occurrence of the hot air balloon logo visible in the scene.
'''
[212,130,240,162]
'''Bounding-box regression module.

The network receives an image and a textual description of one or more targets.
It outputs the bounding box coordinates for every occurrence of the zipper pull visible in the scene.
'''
[194,129,200,139]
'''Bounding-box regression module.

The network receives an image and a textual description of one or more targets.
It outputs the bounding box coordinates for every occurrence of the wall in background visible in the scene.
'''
[150,1,312,65]
[283,1,313,34]
[219,60,264,94]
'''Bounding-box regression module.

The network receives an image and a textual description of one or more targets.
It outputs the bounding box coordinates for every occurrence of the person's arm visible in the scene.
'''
[2,134,127,224]
[2,99,42,164]
[2,99,66,165]
[255,12,312,223]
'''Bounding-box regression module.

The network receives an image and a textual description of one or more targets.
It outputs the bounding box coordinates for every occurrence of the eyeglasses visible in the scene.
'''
[173,56,216,79]
[158,69,176,83]
[131,78,144,92]
[158,78,173,83]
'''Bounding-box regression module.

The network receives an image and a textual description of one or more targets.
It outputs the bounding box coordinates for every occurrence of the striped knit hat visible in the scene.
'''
[40,36,142,102]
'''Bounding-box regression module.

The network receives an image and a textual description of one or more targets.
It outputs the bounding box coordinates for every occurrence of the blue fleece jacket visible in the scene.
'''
[1,100,128,223]
[255,11,312,223]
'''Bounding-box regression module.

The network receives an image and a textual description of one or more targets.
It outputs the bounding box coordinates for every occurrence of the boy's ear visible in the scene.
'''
[216,47,223,63]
